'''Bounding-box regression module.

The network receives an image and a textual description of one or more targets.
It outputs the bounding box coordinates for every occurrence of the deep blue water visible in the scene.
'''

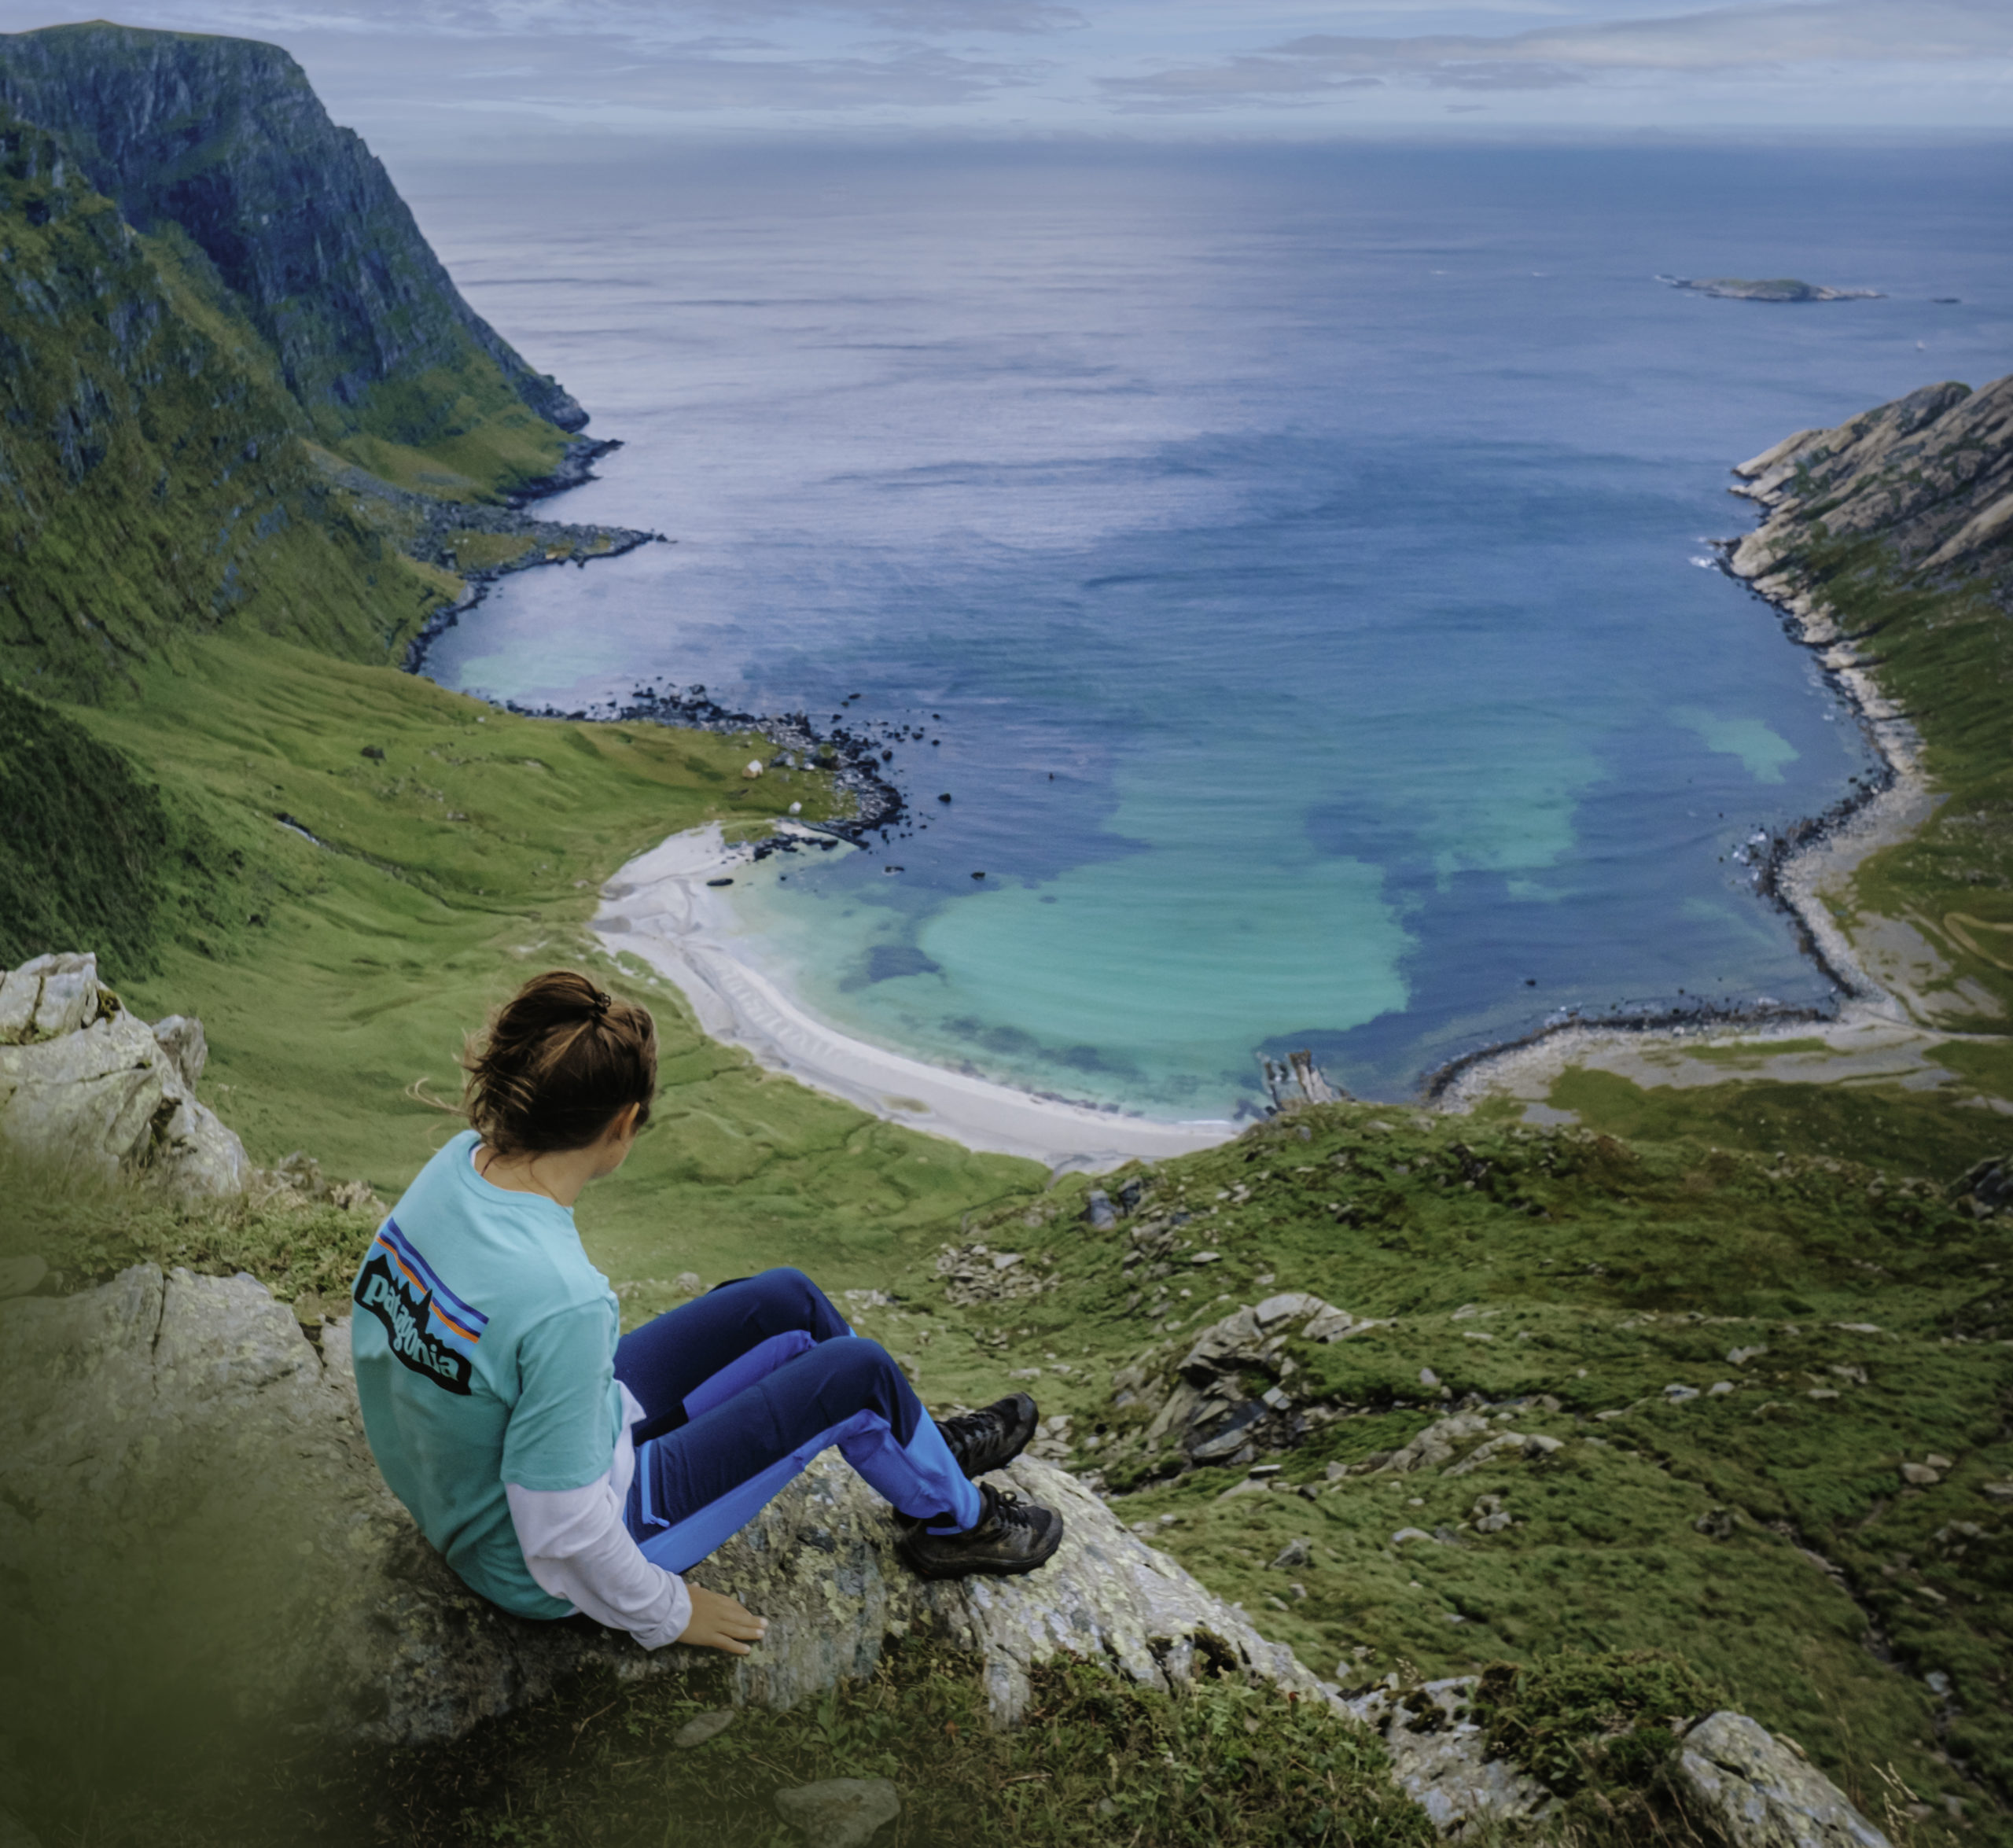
[407,142,2013,1113]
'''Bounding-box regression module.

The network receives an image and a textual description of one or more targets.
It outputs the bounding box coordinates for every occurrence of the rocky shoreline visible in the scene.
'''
[1427,434,1932,1111]
[410,378,1996,1124]
[390,446,910,846]
[505,434,623,505]
[615,684,907,844]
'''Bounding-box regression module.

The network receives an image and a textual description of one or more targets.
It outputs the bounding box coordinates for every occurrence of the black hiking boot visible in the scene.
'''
[936,1391,1039,1479]
[896,1482,1065,1580]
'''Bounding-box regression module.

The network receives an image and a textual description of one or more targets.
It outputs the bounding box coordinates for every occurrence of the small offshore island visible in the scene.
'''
[0,23,2010,1848]
[1660,274,1885,302]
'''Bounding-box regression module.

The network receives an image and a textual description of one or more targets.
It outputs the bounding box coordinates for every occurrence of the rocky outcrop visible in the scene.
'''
[0,22,583,434]
[1113,1290,1379,1467]
[0,1261,1341,1763]
[1730,373,2013,611]
[1346,1679,1555,1836]
[1665,278,1882,304]
[1679,1712,1891,1848]
[1348,1678,1890,1848]
[933,1239,1060,1308]
[0,952,246,1196]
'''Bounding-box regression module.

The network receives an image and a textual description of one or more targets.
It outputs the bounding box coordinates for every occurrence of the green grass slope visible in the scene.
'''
[1824,553,2013,1030]
[0,116,448,698]
[0,22,583,490]
[14,631,1040,1293]
[854,1109,2011,1842]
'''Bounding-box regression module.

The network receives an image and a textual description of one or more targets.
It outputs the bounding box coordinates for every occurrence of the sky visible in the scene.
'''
[0,0,2007,148]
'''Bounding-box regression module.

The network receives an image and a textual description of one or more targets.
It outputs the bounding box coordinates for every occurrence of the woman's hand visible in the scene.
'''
[678,1586,769,1655]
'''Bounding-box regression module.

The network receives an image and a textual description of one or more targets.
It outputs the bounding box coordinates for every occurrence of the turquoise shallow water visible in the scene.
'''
[409,142,2013,1113]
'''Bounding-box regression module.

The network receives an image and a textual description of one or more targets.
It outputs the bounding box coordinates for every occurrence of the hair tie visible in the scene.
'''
[591,989,613,1018]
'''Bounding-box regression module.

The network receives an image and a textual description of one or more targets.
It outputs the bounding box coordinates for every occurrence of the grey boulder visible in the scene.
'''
[1349,1679,1890,1847]
[772,1776,900,1847]
[1124,1292,1371,1467]
[0,952,247,1198]
[1677,1712,1890,1848]
[0,1263,1343,1760]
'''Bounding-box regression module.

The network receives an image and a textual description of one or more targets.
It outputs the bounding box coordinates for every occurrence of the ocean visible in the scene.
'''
[405,141,2013,1116]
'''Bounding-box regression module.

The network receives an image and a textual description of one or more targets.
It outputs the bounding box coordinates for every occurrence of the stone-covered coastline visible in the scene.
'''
[1430,372,2012,1108]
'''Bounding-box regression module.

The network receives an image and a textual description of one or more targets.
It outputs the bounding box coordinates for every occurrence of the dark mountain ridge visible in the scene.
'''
[0,24,646,698]
[0,20,583,439]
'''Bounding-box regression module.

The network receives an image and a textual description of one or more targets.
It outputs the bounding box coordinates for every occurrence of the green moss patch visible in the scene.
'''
[26,1643,1434,1848]
[861,1106,2013,1840]
[1546,1066,2009,1181]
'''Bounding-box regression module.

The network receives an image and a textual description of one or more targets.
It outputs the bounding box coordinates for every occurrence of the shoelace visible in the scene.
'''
[978,1486,1039,1533]
[940,1406,1009,1452]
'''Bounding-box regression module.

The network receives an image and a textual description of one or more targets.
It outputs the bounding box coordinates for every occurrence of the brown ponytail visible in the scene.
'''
[462,970,657,1156]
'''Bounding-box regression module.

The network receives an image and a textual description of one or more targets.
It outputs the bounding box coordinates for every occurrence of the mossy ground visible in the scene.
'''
[847,1106,2011,1844]
[1544,1059,2013,1180]
[16,1096,2004,1846]
[41,1644,1432,1848]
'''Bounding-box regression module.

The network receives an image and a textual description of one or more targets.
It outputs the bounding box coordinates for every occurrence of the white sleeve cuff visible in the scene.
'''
[506,1474,692,1650]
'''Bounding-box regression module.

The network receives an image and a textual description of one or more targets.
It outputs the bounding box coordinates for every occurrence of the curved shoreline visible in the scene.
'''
[1429,469,1930,1112]
[572,505,1927,1139]
[594,823,1236,1172]
[451,428,1930,1143]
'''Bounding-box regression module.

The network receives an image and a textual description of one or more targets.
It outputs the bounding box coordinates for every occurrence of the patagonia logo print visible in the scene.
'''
[353,1220,488,1394]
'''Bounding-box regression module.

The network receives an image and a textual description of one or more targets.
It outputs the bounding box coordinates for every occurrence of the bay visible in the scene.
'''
[406,141,2013,1113]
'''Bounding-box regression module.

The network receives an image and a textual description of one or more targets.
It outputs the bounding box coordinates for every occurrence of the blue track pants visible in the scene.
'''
[614,1267,983,1574]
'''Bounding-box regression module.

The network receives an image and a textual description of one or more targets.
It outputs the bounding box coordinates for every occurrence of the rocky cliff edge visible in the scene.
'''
[0,1252,1893,1848]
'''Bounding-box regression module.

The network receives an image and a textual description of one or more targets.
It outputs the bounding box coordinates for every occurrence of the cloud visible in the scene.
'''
[70,0,1067,113]
[169,0,1084,36]
[1101,0,2013,109]
[587,40,1054,109]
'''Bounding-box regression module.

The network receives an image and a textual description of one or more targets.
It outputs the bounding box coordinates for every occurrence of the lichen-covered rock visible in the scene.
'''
[1350,1684,1888,1848]
[0,1264,1341,1761]
[0,954,247,1198]
[1676,1712,1890,1848]
[772,1776,900,1848]
[1345,1679,1555,1838]
[1115,1291,1374,1468]
[0,953,100,1043]
[1378,1414,1492,1475]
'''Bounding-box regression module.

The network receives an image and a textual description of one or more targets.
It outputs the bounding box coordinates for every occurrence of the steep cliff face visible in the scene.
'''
[0,22,585,447]
[0,115,446,695]
[0,110,444,700]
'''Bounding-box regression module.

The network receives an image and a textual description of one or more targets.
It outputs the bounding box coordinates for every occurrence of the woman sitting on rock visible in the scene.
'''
[348,969,1062,1656]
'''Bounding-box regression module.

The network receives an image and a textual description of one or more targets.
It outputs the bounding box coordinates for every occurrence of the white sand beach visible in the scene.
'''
[594,824,1238,1172]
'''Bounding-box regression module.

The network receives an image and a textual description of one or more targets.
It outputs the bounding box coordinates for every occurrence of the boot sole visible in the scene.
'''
[896,1517,1065,1581]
